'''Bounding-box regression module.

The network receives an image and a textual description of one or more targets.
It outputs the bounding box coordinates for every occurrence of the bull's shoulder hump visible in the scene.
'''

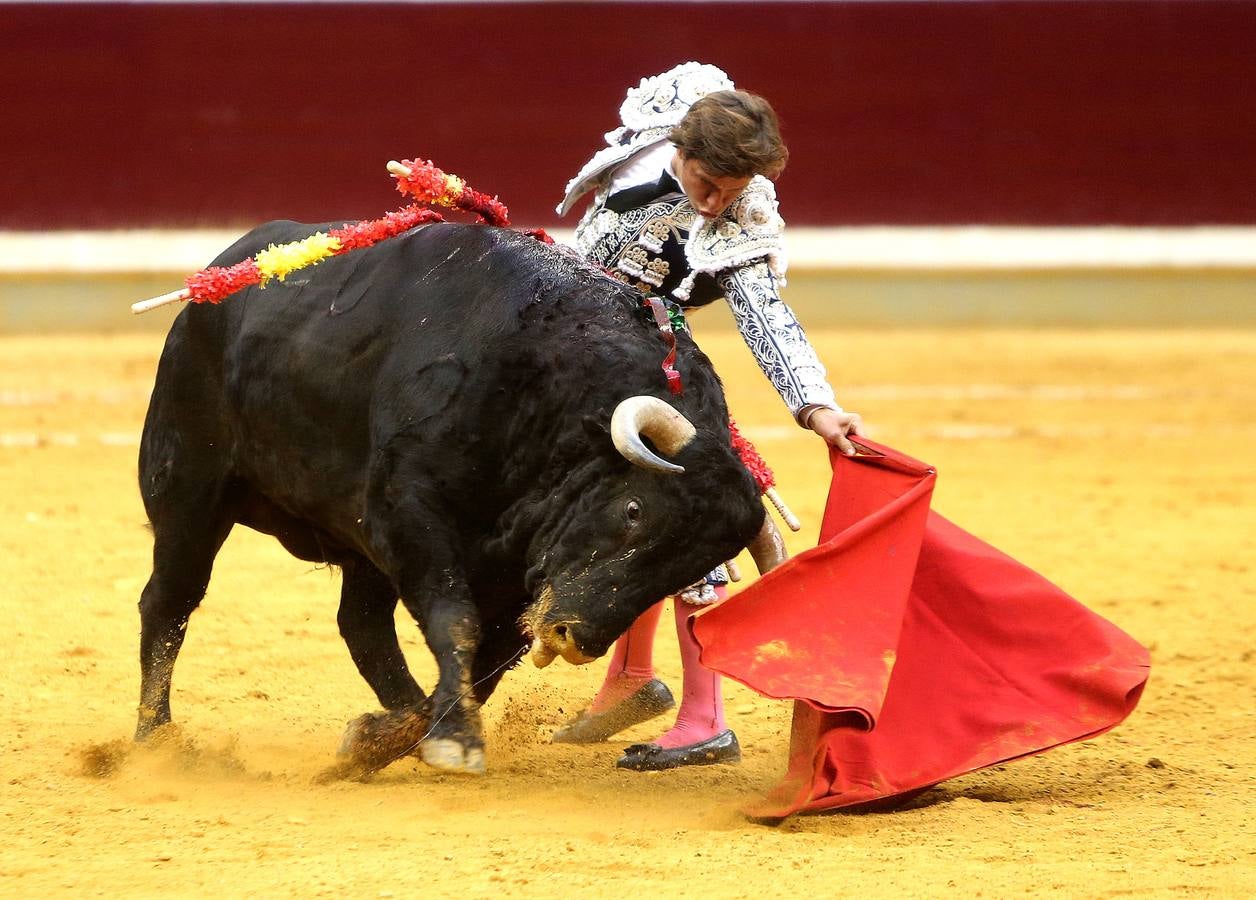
[390,221,529,254]
[388,222,580,278]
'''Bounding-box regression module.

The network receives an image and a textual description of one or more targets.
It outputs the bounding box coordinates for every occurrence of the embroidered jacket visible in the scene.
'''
[558,63,840,421]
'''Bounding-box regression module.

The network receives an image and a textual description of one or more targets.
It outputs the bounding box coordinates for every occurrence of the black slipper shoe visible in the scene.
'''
[551,678,675,744]
[615,729,741,771]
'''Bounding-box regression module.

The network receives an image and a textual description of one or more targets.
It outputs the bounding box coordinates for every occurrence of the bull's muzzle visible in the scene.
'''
[523,585,597,668]
[529,622,596,668]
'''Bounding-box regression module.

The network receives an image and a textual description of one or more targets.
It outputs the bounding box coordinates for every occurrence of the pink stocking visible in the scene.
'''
[589,600,665,713]
[654,586,728,749]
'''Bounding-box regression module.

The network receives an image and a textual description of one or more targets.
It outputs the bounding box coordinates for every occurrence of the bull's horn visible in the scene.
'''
[747,514,789,574]
[611,396,697,475]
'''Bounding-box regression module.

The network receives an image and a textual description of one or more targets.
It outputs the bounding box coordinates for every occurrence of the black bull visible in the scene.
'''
[136,220,777,773]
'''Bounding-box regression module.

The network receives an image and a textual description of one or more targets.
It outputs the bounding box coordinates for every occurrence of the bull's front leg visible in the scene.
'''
[398,575,486,774]
[368,461,489,773]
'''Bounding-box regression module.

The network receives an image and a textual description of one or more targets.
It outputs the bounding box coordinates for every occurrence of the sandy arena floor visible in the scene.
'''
[1,325,1252,896]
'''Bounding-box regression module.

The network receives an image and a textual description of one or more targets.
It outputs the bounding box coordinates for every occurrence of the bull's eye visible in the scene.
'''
[625,499,643,523]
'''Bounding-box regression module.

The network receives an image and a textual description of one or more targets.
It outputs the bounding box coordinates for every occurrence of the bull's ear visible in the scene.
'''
[581,414,610,441]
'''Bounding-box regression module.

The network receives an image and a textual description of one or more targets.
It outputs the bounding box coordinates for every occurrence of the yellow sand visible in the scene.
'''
[0,327,1252,896]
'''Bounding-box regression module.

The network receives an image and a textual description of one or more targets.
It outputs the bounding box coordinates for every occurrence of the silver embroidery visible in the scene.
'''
[641,257,670,287]
[686,177,787,286]
[676,563,730,605]
[718,262,838,416]
[618,246,649,279]
[639,219,670,254]
[575,198,697,276]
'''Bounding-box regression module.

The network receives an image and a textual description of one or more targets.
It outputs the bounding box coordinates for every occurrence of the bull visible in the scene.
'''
[135,219,776,774]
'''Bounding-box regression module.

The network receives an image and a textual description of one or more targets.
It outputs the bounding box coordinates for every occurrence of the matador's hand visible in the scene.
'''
[808,408,865,456]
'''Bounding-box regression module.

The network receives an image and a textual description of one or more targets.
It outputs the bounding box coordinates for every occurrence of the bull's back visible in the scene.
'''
[143,220,596,530]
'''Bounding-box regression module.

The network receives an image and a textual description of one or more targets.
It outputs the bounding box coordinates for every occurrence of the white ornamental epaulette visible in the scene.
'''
[557,62,734,216]
[676,176,787,301]
[557,131,671,217]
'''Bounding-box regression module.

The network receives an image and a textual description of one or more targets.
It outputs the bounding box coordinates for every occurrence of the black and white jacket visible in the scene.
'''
[558,62,841,422]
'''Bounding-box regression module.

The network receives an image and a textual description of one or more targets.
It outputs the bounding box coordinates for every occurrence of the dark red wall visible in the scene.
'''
[3,1,1254,229]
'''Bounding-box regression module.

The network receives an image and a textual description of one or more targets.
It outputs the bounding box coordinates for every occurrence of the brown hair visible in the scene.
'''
[669,90,788,179]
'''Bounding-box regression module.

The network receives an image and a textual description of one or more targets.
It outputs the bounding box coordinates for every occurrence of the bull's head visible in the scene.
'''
[521,395,777,667]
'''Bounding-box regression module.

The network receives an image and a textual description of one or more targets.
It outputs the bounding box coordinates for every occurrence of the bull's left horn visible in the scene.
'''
[747,514,789,575]
[611,396,697,475]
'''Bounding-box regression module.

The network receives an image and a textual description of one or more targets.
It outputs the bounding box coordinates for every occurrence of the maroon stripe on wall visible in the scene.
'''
[2,2,1254,229]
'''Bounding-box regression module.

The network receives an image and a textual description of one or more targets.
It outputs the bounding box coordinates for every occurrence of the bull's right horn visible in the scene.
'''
[747,514,789,574]
[611,396,697,475]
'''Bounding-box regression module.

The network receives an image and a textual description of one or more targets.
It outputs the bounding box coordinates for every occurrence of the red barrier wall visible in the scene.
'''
[3,1,1254,229]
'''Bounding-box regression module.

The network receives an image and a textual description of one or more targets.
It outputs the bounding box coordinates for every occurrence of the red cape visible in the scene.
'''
[692,439,1149,820]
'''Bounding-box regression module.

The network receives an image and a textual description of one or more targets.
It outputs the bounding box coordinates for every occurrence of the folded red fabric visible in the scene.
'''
[692,439,1149,820]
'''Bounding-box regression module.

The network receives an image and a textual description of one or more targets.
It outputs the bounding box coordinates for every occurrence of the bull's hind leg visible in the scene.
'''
[137,315,240,740]
[136,496,234,739]
[337,557,425,709]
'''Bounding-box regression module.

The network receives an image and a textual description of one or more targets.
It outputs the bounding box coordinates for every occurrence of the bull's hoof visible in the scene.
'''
[324,705,433,782]
[133,705,170,742]
[134,721,182,746]
[336,712,378,757]
[419,738,486,775]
